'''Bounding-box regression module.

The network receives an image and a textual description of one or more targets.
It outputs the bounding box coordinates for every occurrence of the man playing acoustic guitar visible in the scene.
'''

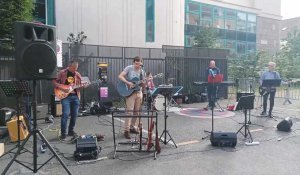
[260,62,281,117]
[52,60,86,141]
[118,56,146,139]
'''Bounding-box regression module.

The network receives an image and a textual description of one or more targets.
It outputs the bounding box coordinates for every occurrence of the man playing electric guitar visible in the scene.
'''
[118,56,146,139]
[260,62,281,117]
[52,60,87,141]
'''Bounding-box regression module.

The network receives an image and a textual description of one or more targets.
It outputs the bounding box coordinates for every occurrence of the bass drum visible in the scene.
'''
[154,95,167,111]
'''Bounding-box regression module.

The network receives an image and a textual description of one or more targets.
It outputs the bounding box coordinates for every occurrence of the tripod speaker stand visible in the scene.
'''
[235,95,255,142]
[2,80,72,175]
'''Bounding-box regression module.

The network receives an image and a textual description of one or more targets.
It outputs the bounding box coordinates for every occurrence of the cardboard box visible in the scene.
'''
[0,143,4,157]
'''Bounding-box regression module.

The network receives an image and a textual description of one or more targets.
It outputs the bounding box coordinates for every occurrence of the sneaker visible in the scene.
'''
[68,130,78,137]
[124,131,131,139]
[60,134,67,141]
[129,127,139,134]
[260,111,266,116]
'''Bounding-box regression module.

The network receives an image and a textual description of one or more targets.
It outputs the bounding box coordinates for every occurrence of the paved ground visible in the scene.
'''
[0,97,300,175]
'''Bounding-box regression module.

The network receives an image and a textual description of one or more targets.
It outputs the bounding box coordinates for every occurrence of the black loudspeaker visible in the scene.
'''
[210,132,237,147]
[277,117,293,132]
[14,21,57,80]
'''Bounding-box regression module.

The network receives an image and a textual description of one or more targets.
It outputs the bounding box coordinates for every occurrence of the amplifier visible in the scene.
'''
[210,132,237,147]
[0,108,15,126]
[74,135,99,161]
[6,115,29,142]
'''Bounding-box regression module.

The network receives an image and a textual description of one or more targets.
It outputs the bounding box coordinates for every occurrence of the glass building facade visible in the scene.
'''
[33,0,56,25]
[146,0,155,42]
[185,0,257,55]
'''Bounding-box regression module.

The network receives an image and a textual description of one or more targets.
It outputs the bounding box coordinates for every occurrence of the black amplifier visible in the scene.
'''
[210,132,237,147]
[0,108,15,126]
[74,135,100,161]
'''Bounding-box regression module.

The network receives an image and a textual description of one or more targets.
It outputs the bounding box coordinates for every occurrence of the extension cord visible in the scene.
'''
[245,141,260,146]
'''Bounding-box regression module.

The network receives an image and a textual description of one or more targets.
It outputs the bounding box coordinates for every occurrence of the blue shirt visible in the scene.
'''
[260,71,280,86]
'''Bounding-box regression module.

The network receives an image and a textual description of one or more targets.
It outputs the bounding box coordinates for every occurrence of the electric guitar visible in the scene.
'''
[55,80,100,100]
[259,86,275,96]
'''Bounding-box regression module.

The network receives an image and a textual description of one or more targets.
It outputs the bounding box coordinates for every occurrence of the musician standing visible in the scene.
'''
[260,62,280,117]
[118,56,146,139]
[206,60,220,108]
[52,60,82,141]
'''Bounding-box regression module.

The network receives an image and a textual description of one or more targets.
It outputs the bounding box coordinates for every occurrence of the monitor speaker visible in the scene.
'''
[277,117,293,132]
[14,21,57,80]
[210,132,237,147]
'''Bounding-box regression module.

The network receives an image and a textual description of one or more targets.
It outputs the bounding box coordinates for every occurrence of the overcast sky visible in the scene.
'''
[281,0,300,19]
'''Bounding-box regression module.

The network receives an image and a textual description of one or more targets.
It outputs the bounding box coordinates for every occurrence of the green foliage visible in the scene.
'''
[228,51,271,80]
[193,27,218,48]
[276,29,300,79]
[67,31,87,44]
[0,0,33,41]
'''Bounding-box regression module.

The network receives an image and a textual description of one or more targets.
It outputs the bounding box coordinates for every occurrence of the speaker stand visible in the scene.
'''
[2,80,72,175]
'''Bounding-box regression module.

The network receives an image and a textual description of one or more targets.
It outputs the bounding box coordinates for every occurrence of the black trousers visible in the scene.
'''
[262,90,276,115]
[207,85,217,107]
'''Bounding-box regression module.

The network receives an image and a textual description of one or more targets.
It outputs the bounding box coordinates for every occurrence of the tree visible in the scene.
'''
[276,29,300,79]
[67,31,87,44]
[0,0,33,41]
[193,27,218,48]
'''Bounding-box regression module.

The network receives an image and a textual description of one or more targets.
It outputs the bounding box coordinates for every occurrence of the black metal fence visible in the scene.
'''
[0,43,229,109]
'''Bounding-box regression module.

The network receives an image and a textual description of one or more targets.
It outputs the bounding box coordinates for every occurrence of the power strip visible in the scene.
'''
[245,141,260,146]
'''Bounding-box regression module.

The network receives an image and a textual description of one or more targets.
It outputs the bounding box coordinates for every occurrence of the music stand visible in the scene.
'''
[2,80,72,175]
[152,86,178,147]
[235,95,255,142]
[0,80,32,158]
[262,79,281,88]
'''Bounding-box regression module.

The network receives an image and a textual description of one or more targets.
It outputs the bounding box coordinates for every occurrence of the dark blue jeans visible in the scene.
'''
[61,95,80,135]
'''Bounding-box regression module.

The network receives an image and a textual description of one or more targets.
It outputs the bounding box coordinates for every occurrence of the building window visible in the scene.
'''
[33,0,55,25]
[237,42,246,54]
[188,2,199,13]
[247,14,256,23]
[33,0,46,24]
[184,1,257,54]
[146,0,155,42]
[213,18,224,28]
[201,5,212,20]
[214,7,224,18]
[225,19,236,30]
[186,13,200,25]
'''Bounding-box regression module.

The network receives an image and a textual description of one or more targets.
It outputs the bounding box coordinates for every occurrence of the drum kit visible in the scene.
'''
[146,83,182,111]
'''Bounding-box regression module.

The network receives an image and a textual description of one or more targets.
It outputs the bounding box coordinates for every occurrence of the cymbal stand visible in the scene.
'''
[159,91,177,148]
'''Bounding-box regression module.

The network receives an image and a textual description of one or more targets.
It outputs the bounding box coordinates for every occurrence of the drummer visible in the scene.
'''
[143,72,156,109]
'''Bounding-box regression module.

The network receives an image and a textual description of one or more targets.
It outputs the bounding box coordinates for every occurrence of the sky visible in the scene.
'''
[281,0,300,19]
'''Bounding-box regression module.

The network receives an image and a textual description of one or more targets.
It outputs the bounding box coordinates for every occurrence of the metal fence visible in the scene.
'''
[0,43,237,109]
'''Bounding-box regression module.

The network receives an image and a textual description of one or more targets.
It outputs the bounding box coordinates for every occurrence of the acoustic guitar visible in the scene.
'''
[117,73,164,97]
[54,80,100,100]
[117,77,144,97]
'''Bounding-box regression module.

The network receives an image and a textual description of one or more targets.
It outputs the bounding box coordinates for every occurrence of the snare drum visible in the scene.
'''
[153,95,167,111]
